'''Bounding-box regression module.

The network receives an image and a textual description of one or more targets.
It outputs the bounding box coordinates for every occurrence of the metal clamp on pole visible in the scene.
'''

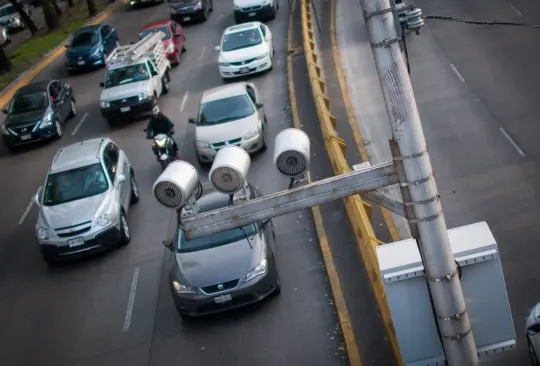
[371,38,401,48]
[438,309,467,321]
[363,6,397,19]
[443,328,472,341]
[392,148,428,161]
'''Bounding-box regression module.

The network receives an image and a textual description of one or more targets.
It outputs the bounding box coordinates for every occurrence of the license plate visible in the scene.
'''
[68,237,85,248]
[214,294,232,304]
[77,61,85,65]
[248,12,256,16]
[20,134,31,141]
[183,16,191,21]
[239,67,249,74]
[120,106,131,112]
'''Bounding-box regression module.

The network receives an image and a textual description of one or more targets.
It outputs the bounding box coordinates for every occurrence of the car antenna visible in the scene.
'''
[228,193,252,250]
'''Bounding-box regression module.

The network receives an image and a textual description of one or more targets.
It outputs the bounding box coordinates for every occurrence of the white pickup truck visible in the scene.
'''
[99,32,172,125]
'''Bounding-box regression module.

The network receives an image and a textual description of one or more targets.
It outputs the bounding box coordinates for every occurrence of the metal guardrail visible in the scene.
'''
[299,0,403,364]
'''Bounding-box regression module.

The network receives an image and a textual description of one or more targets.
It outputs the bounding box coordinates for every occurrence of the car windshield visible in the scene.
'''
[221,29,262,52]
[177,223,257,253]
[197,95,255,125]
[139,26,171,41]
[9,91,47,114]
[104,63,150,88]
[69,31,99,47]
[0,5,16,17]
[42,163,109,206]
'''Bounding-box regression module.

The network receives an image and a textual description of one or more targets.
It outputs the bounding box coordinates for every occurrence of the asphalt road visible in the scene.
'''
[0,2,348,365]
[338,0,540,364]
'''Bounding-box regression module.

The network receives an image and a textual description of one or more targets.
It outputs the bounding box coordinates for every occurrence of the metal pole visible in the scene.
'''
[358,0,479,364]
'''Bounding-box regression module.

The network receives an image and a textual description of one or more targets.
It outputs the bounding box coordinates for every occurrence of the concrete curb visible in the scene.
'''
[0,0,129,109]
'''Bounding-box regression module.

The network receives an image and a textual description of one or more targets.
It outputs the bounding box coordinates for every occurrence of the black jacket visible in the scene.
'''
[146,112,174,137]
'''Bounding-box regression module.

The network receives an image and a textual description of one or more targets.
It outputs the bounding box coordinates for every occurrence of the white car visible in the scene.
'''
[526,303,540,365]
[188,82,267,164]
[232,0,279,24]
[215,22,274,80]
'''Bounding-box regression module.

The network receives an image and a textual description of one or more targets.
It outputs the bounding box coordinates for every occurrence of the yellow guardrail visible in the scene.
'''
[300,0,403,364]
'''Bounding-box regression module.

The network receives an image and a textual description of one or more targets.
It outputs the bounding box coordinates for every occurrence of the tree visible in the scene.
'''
[67,0,74,8]
[0,46,12,74]
[53,0,62,16]
[86,0,97,17]
[42,0,60,31]
[8,0,38,35]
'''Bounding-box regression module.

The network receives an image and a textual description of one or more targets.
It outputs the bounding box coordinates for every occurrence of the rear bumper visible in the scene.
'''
[170,9,205,23]
[234,5,275,22]
[65,55,104,71]
[100,99,156,120]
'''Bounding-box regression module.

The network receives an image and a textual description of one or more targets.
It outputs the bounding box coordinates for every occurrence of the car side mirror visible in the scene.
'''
[188,118,196,124]
[255,102,263,109]
[162,239,173,250]
[214,45,220,51]
[116,174,126,186]
[99,82,104,87]
[2,108,7,114]
[174,33,181,39]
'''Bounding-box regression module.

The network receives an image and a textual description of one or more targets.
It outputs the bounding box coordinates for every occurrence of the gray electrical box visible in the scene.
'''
[376,221,516,365]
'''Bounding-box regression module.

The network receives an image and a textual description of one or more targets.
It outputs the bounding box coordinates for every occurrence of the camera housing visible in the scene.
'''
[153,160,200,209]
[274,128,310,178]
[209,146,251,194]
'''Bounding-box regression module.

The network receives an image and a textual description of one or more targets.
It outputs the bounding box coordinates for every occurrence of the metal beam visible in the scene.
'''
[182,162,398,239]
[362,191,407,217]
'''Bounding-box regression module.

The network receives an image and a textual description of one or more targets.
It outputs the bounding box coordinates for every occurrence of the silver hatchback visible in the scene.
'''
[34,138,140,264]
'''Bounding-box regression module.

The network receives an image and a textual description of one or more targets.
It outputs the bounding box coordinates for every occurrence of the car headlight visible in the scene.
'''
[166,44,175,53]
[245,258,268,282]
[193,1,202,10]
[37,227,54,241]
[95,211,112,227]
[1,124,10,135]
[218,61,230,67]
[100,100,110,108]
[39,112,54,128]
[195,140,210,148]
[243,128,259,140]
[91,46,103,57]
[138,92,149,100]
[169,7,177,13]
[256,52,269,60]
[172,280,197,294]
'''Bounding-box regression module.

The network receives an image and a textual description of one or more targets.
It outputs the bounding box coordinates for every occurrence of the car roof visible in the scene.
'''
[140,20,171,31]
[15,80,51,95]
[224,22,261,35]
[197,182,258,213]
[201,83,248,103]
[49,138,108,174]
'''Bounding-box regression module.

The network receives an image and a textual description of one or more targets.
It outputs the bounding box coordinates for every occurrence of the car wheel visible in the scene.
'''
[529,337,540,366]
[40,248,60,266]
[130,173,140,205]
[54,118,63,139]
[181,45,186,53]
[209,0,213,11]
[161,75,169,94]
[201,7,208,21]
[276,0,279,9]
[68,98,77,119]
[259,133,267,152]
[105,117,115,126]
[273,272,281,296]
[119,210,131,246]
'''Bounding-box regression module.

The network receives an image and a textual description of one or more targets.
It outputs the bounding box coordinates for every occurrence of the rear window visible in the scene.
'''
[69,31,99,47]
[176,224,257,253]
[197,95,255,125]
[139,26,171,41]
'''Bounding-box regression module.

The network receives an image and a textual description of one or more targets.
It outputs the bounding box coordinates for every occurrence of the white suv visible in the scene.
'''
[34,138,140,265]
[215,22,273,79]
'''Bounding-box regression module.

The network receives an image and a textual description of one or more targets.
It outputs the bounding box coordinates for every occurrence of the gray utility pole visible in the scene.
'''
[358,0,479,364]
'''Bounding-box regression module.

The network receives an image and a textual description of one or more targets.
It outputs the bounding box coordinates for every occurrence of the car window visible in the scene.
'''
[259,25,266,37]
[42,164,109,206]
[49,82,60,100]
[104,63,150,88]
[9,91,48,114]
[69,31,99,47]
[245,85,256,104]
[0,5,16,17]
[147,61,157,75]
[176,223,258,253]
[100,25,110,38]
[197,95,255,125]
[221,29,262,52]
[139,26,171,41]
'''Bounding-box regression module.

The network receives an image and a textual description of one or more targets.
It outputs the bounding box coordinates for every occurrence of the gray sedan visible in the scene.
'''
[163,182,280,317]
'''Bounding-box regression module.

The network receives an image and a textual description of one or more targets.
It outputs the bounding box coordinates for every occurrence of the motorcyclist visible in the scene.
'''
[145,106,180,158]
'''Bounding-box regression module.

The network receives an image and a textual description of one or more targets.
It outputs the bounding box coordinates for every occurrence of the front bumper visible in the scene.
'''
[219,55,272,79]
[3,21,23,32]
[3,125,56,147]
[38,226,122,260]
[130,0,159,6]
[234,4,275,22]
[65,54,104,71]
[196,134,264,163]
[170,7,205,23]
[166,50,179,64]
[172,259,279,316]
[100,98,155,120]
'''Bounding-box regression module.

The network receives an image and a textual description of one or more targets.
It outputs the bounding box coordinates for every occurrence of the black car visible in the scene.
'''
[1,80,76,151]
[168,0,213,24]
[129,0,163,9]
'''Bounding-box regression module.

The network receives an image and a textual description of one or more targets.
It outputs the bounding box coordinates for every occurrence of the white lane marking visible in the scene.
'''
[198,46,207,60]
[72,112,88,136]
[19,186,41,225]
[123,267,140,332]
[500,127,526,157]
[450,64,465,83]
[217,13,223,22]
[180,91,189,112]
[509,3,523,16]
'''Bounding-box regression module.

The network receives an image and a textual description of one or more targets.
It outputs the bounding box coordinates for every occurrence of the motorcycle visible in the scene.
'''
[144,129,177,171]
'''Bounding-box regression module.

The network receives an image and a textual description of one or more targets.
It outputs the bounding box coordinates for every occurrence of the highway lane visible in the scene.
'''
[0,2,347,365]
[338,0,540,363]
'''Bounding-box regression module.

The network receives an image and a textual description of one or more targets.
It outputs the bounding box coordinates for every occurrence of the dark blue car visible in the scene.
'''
[64,23,119,73]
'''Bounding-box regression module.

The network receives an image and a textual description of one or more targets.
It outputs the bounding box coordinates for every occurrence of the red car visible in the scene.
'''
[138,20,186,66]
